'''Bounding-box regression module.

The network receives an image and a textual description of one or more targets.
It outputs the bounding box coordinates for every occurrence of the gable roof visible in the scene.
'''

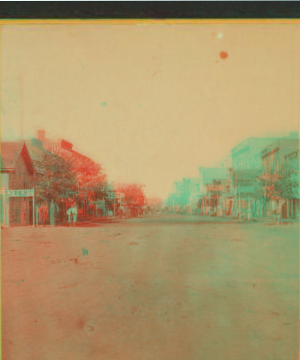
[25,140,47,175]
[1,141,25,170]
[1,141,35,175]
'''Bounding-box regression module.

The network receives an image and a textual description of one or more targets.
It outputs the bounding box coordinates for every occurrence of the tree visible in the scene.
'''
[35,152,78,203]
[56,150,107,210]
[116,183,146,213]
[78,164,107,200]
[274,171,299,200]
[66,153,107,200]
[255,160,299,207]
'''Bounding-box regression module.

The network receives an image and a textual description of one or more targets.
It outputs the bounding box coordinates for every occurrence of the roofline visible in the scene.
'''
[1,143,37,176]
[231,137,281,155]
[199,166,229,170]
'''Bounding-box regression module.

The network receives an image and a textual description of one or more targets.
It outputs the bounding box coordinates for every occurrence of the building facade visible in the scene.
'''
[198,167,229,216]
[1,142,36,226]
[260,137,299,219]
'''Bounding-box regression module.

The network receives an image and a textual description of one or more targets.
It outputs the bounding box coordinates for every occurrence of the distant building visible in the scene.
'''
[199,167,229,193]
[230,133,299,219]
[231,137,280,170]
[229,136,282,219]
[166,192,178,210]
[198,167,229,216]
[261,138,299,174]
[175,178,191,211]
[188,177,201,213]
[230,168,261,218]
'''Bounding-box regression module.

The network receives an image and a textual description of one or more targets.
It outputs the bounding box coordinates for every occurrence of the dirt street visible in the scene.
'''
[2,215,299,360]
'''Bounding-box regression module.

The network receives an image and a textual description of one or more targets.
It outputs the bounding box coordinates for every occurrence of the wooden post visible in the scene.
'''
[209,187,211,216]
[6,195,10,227]
[248,196,251,222]
[286,199,290,219]
[32,190,35,227]
[3,190,6,227]
[279,198,282,223]
[36,205,39,226]
[239,188,241,218]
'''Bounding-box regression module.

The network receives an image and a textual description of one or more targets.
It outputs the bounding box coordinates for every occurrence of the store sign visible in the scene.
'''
[5,189,34,197]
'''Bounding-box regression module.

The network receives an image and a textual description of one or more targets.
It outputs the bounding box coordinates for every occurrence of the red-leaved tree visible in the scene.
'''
[116,183,146,213]
[59,150,107,200]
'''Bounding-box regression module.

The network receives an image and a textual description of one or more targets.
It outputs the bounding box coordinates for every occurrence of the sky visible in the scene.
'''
[1,23,299,199]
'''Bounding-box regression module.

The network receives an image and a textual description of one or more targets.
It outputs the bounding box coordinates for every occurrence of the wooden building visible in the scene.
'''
[1,142,36,226]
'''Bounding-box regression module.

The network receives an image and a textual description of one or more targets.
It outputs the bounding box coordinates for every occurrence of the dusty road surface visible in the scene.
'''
[2,215,299,360]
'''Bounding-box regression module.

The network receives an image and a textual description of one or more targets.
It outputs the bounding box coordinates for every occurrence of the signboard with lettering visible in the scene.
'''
[5,189,34,197]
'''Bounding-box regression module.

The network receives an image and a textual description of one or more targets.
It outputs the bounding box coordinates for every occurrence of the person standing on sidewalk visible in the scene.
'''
[70,203,77,226]
[67,203,77,226]
[67,206,72,225]
[73,204,77,226]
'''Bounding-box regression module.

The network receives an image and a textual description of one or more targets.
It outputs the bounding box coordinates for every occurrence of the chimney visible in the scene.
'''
[61,139,73,151]
[37,130,46,143]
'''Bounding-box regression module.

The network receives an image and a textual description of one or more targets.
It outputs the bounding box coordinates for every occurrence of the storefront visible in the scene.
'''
[2,189,35,227]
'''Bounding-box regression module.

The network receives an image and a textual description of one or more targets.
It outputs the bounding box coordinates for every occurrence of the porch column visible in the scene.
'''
[5,196,10,227]
[32,194,35,227]
[2,191,5,226]
[287,200,291,219]
[291,200,294,218]
[36,205,39,226]
[248,197,251,222]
